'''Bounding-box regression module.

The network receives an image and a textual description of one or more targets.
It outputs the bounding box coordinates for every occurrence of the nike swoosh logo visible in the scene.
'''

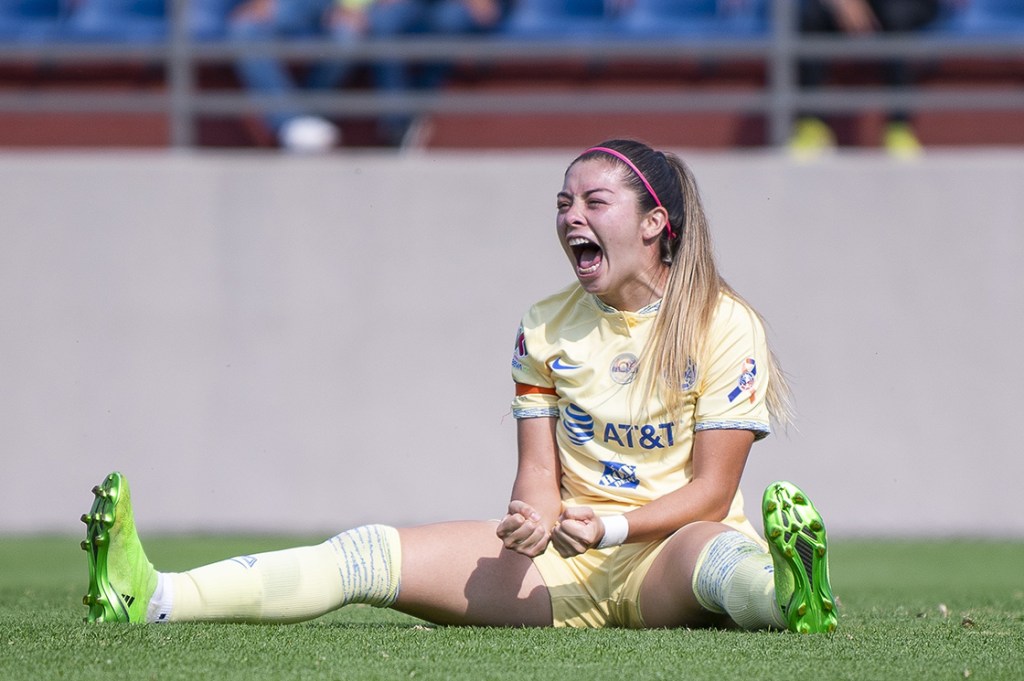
[552,358,582,370]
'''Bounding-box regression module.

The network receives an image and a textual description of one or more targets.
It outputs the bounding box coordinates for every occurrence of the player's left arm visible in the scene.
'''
[551,429,752,554]
[613,428,752,543]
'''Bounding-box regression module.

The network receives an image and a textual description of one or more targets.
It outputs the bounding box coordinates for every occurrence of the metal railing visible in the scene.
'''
[0,0,1021,147]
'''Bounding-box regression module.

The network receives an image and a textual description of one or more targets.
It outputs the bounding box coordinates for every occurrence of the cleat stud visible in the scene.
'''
[80,513,90,524]
[784,546,794,557]
[80,539,90,550]
[769,528,782,539]
[810,520,823,531]
[816,546,826,557]
[823,600,834,612]
[765,501,777,513]
[796,603,807,616]
[101,513,113,524]
[797,623,810,634]
[793,493,806,504]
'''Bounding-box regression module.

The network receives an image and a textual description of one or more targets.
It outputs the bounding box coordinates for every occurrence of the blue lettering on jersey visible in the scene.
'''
[599,460,640,489]
[562,403,594,445]
[603,422,675,449]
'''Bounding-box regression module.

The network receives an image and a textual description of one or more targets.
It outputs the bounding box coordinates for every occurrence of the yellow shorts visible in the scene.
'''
[531,519,764,628]
[531,539,667,628]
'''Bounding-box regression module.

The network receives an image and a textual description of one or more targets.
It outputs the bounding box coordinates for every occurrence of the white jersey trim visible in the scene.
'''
[695,420,771,441]
[513,406,560,419]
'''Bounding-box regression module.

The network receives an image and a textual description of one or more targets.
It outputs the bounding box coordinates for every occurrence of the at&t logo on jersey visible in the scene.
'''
[599,460,640,489]
[562,403,595,445]
[562,403,675,450]
[727,358,757,403]
[604,422,675,449]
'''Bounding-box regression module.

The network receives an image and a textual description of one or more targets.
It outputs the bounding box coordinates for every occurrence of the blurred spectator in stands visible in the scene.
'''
[789,0,941,159]
[376,0,509,146]
[229,0,423,153]
[190,0,245,40]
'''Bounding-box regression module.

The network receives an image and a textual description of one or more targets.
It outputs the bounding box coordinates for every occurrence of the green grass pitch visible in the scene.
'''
[1,535,1022,680]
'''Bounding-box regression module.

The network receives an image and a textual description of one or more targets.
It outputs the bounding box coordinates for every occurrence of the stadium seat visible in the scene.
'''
[64,0,166,42]
[618,0,768,37]
[0,0,64,41]
[934,0,1024,36]
[502,0,611,39]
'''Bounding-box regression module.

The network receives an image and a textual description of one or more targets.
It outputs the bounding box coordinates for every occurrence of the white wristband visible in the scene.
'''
[597,514,629,549]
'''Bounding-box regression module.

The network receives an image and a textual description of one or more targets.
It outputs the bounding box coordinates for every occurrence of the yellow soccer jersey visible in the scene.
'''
[511,283,772,519]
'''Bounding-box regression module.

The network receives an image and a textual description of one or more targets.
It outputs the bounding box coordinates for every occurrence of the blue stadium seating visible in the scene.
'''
[0,0,64,41]
[933,0,1024,36]
[0,0,242,42]
[502,0,610,38]
[618,0,768,37]
[63,0,166,42]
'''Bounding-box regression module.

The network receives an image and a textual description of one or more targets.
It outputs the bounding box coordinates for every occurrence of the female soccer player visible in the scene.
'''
[81,139,837,634]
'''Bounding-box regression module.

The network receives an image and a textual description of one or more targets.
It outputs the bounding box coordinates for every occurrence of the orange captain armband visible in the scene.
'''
[515,382,558,397]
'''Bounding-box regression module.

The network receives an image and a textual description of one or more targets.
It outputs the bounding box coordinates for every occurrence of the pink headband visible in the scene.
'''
[584,146,675,239]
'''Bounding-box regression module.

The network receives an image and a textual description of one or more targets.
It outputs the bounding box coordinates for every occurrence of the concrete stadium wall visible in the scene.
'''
[1,149,1021,538]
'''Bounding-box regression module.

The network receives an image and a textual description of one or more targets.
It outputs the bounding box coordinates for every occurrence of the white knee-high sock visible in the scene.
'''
[149,524,401,623]
[691,531,787,630]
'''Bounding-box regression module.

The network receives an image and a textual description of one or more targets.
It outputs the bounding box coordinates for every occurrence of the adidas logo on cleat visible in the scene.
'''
[122,594,135,607]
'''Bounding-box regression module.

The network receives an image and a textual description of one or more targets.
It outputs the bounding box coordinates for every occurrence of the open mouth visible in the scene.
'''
[568,236,603,275]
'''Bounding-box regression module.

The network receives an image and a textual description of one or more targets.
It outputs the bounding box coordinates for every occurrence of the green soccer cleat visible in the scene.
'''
[80,472,158,623]
[763,481,838,634]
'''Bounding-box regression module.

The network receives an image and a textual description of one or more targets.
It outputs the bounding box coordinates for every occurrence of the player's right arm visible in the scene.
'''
[497,417,562,558]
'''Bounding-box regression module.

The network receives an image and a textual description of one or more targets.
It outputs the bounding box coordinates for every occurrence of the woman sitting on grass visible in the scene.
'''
[81,139,837,634]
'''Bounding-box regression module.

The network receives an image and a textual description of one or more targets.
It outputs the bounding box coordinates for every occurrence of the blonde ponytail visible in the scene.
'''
[640,156,793,429]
